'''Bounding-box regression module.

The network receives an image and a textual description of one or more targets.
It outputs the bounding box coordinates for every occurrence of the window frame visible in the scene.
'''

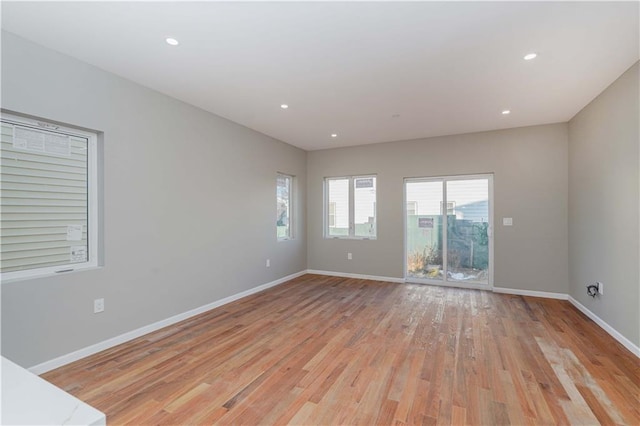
[276,172,293,241]
[324,174,377,240]
[1,112,99,282]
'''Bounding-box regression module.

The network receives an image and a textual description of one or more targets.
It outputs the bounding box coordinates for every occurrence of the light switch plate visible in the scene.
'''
[503,217,513,226]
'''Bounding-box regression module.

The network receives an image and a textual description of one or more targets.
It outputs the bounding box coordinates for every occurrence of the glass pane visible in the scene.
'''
[354,177,376,238]
[446,179,489,284]
[327,178,349,236]
[406,181,443,280]
[0,122,90,273]
[276,175,291,239]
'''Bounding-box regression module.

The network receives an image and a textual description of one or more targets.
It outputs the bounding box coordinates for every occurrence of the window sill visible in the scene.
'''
[1,265,103,284]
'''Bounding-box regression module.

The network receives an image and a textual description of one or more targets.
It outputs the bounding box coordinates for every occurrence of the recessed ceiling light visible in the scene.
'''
[502,110,511,115]
[331,133,338,138]
[524,53,537,61]
[165,37,179,46]
[280,104,289,109]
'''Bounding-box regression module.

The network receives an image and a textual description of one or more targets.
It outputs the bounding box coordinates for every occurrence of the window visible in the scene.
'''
[328,202,336,227]
[326,178,349,237]
[441,201,456,215]
[1,113,98,280]
[407,201,418,216]
[325,175,376,239]
[276,173,292,240]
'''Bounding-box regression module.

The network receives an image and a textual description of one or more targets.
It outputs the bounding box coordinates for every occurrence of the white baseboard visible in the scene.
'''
[492,287,639,358]
[306,269,405,284]
[28,270,307,375]
[568,296,640,358]
[493,287,568,300]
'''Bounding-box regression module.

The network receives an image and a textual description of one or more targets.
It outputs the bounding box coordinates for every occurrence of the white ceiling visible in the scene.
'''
[2,2,638,151]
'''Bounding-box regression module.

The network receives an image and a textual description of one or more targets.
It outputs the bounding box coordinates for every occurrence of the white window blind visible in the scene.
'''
[1,115,98,279]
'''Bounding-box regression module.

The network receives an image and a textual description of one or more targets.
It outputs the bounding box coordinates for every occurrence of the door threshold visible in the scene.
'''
[404,279,492,291]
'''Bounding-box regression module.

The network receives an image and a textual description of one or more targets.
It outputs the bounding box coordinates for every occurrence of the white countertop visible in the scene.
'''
[1,356,106,425]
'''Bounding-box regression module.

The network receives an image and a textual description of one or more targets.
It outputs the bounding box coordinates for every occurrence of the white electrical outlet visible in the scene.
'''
[94,298,104,314]
[597,282,603,295]
[266,259,270,267]
[347,252,353,260]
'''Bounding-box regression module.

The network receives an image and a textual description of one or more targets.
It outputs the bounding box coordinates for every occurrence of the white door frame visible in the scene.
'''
[403,173,494,290]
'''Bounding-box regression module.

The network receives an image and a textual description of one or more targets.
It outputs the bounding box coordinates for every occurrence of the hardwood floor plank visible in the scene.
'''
[451,405,466,426]
[40,275,639,425]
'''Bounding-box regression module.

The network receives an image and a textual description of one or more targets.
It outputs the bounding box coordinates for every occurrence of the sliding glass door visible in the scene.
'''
[405,175,493,289]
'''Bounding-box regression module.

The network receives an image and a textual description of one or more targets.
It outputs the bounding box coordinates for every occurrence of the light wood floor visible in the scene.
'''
[43,274,639,425]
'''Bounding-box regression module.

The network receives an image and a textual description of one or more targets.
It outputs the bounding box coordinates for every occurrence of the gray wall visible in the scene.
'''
[568,62,639,347]
[1,32,307,368]
[307,123,569,294]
